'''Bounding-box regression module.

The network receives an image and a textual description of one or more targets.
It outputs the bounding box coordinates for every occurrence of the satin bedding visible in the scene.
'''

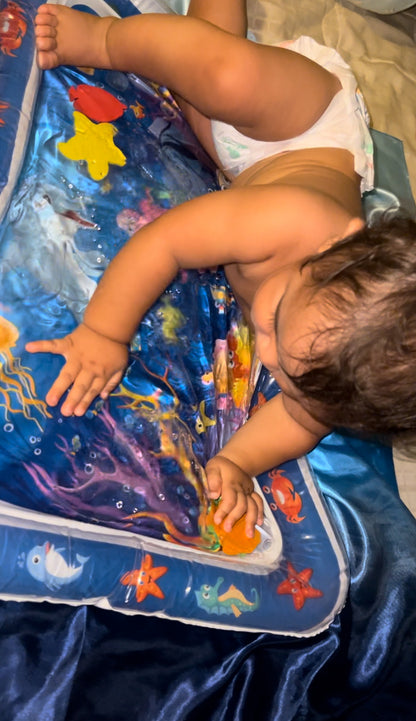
[1,435,415,720]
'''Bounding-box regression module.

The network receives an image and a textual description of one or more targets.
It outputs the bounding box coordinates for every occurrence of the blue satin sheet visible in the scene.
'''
[0,0,415,719]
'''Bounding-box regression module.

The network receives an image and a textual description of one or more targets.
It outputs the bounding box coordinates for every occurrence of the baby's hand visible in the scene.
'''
[25,323,129,416]
[205,454,264,538]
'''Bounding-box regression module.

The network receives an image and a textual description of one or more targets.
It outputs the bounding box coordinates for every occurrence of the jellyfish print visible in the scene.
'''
[0,315,51,432]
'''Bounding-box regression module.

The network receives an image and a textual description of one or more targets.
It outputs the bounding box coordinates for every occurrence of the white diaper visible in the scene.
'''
[211,36,374,194]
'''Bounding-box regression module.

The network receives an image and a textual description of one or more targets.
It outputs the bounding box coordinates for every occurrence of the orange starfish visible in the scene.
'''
[120,553,168,603]
[277,562,323,610]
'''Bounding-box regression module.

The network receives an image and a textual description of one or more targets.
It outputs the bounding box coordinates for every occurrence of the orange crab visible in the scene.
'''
[263,468,305,523]
[0,1,27,57]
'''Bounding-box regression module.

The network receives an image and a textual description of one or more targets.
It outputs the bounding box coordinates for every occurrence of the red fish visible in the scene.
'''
[68,85,127,122]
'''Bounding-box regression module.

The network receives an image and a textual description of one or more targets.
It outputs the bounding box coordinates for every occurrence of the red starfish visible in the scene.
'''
[120,553,168,603]
[277,562,323,610]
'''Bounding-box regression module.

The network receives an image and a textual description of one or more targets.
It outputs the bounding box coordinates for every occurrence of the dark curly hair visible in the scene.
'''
[285,214,416,437]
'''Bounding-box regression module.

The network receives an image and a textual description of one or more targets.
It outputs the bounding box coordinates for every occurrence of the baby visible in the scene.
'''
[28,1,416,536]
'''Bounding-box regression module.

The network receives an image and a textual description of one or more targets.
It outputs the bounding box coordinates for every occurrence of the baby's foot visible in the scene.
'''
[35,4,115,71]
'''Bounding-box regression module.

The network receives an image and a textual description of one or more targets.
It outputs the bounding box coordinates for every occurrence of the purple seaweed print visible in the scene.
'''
[23,406,218,550]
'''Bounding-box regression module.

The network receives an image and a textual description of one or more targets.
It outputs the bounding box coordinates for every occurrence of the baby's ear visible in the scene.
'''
[318,217,364,253]
[342,216,365,239]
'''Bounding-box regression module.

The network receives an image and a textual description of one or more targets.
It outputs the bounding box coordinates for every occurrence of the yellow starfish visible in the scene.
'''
[58,111,126,181]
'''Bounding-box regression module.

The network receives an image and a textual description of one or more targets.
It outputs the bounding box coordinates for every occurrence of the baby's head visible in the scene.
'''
[284,214,416,437]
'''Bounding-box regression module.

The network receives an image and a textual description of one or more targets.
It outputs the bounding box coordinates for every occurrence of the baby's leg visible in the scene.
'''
[179,0,248,163]
[35,4,341,148]
[35,2,248,163]
[34,3,247,73]
[186,0,247,37]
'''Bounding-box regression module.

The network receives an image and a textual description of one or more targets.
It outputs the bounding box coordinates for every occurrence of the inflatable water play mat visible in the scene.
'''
[0,0,412,636]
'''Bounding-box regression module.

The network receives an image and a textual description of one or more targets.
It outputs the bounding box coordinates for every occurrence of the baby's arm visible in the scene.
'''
[26,203,183,415]
[25,186,284,414]
[26,184,317,415]
[206,392,329,536]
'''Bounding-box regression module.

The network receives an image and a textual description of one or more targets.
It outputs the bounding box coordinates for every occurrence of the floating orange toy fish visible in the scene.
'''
[205,502,261,556]
[68,85,127,122]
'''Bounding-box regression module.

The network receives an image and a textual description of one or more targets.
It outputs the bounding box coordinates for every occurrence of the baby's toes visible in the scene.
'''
[35,34,57,57]
[35,25,56,42]
[36,49,59,71]
[35,8,58,27]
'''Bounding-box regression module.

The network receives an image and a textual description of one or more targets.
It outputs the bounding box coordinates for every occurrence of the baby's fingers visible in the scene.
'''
[60,370,107,416]
[244,493,264,538]
[205,463,223,500]
[99,370,124,400]
[44,361,81,410]
[214,489,247,532]
[26,338,68,355]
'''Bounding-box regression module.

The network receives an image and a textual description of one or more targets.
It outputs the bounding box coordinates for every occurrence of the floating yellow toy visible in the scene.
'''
[58,111,126,181]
